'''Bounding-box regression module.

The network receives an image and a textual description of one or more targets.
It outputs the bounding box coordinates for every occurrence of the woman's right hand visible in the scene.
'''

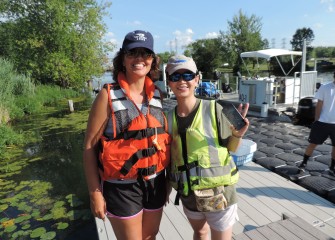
[90,191,106,221]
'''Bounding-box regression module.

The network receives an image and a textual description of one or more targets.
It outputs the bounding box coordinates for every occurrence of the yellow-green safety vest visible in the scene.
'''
[167,100,239,196]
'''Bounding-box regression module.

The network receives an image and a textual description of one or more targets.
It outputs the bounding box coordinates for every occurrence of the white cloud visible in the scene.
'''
[104,32,118,45]
[313,23,323,29]
[320,0,334,12]
[166,29,194,53]
[126,20,142,26]
[204,32,219,39]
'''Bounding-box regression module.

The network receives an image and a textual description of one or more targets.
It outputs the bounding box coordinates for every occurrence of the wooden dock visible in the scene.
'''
[95,161,335,239]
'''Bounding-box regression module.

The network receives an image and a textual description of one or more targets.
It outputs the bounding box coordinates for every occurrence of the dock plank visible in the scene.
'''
[95,161,335,239]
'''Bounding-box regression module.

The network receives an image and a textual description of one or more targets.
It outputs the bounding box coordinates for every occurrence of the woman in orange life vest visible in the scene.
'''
[83,30,170,240]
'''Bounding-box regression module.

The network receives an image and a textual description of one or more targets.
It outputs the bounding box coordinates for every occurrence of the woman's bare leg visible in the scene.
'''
[109,211,143,240]
[188,217,210,240]
[210,225,233,240]
[142,208,164,240]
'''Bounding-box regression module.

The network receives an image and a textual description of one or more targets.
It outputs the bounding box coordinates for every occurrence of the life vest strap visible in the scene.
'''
[177,161,198,172]
[231,167,238,176]
[174,179,184,205]
[115,127,165,140]
[120,146,157,176]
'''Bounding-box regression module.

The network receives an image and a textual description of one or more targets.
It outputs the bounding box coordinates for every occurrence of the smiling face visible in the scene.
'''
[168,69,199,99]
[123,47,154,78]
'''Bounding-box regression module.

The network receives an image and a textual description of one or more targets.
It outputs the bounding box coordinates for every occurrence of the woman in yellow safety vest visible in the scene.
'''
[166,55,249,240]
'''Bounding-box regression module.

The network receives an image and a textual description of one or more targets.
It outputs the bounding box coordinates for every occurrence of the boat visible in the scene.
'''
[238,48,318,110]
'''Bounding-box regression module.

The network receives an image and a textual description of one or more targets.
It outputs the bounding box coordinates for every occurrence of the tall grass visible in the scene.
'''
[0,58,81,157]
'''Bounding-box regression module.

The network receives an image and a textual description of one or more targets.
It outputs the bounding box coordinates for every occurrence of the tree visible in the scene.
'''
[185,38,223,78]
[157,51,174,65]
[313,46,335,58]
[290,27,314,51]
[0,0,113,88]
[220,9,264,74]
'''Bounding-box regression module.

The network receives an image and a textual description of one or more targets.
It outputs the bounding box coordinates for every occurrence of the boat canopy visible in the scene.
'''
[240,48,302,76]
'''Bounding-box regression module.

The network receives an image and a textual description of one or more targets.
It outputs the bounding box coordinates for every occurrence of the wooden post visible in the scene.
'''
[68,100,74,112]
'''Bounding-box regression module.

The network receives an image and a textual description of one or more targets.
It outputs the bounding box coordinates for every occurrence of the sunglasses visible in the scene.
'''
[168,72,196,82]
[124,49,154,59]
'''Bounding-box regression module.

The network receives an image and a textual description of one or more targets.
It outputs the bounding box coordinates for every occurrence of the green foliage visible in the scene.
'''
[0,124,24,155]
[0,58,35,120]
[186,38,224,77]
[0,57,82,158]
[312,46,335,58]
[223,9,264,72]
[157,52,174,64]
[290,27,315,51]
[0,0,113,88]
[182,9,264,75]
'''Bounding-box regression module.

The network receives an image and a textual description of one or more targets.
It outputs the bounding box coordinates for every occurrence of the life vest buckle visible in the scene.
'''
[141,146,156,158]
[138,165,157,176]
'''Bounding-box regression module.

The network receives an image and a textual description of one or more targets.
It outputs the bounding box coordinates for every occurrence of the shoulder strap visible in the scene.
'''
[106,83,117,139]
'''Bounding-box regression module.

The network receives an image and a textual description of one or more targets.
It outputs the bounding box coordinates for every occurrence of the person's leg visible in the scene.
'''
[205,204,238,240]
[183,206,209,240]
[187,217,210,240]
[141,172,167,239]
[109,212,143,240]
[103,180,144,239]
[142,209,163,240]
[328,125,335,174]
[328,146,335,175]
[300,143,317,168]
[210,225,233,240]
[300,121,327,170]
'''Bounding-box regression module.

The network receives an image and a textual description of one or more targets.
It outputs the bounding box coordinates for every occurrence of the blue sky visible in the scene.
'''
[103,0,335,55]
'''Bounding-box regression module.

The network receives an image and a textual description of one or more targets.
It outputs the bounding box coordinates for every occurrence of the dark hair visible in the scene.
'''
[112,49,160,81]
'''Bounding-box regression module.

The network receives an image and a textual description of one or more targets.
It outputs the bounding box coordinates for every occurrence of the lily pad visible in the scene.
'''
[30,227,47,238]
[0,204,8,211]
[12,230,25,238]
[15,214,31,223]
[4,224,17,233]
[40,231,56,240]
[42,213,53,221]
[56,222,69,230]
[51,206,67,220]
[21,223,31,230]
[54,200,65,208]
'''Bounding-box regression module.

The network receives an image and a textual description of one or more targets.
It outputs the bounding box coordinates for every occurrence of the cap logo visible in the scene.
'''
[174,60,187,63]
[134,33,147,41]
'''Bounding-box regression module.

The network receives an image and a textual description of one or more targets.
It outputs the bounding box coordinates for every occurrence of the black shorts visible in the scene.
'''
[102,171,167,218]
[308,121,335,145]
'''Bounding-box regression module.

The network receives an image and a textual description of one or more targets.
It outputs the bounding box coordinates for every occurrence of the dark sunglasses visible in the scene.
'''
[168,72,196,82]
[124,49,154,59]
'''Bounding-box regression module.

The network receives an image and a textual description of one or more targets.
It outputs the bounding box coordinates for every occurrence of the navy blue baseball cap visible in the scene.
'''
[122,30,154,53]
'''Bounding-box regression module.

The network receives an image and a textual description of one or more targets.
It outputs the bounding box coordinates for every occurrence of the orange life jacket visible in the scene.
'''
[99,73,171,180]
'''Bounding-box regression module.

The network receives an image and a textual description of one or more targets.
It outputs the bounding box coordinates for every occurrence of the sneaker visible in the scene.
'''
[298,163,307,173]
[328,169,335,176]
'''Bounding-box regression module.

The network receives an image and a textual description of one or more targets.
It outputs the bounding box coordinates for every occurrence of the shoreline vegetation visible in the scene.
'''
[0,58,86,159]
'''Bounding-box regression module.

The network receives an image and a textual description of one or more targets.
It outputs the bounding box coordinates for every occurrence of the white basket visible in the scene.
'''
[230,139,257,166]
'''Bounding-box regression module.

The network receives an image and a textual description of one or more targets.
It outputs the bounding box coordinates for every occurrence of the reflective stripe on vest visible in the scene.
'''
[110,87,163,112]
[168,100,239,196]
